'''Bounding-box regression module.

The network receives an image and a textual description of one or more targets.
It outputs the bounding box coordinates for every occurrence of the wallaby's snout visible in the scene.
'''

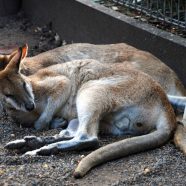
[25,101,35,111]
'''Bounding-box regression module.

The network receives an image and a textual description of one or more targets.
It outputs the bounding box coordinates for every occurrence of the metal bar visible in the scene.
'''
[163,0,166,23]
[134,0,137,9]
[185,0,186,29]
[156,0,159,19]
[178,0,180,27]
[170,0,173,24]
[149,0,152,17]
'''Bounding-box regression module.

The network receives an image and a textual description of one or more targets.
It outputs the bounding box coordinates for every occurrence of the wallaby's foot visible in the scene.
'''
[50,117,68,129]
[5,136,45,152]
[20,118,98,156]
[5,119,80,152]
[24,136,99,156]
[174,123,186,155]
[5,134,74,153]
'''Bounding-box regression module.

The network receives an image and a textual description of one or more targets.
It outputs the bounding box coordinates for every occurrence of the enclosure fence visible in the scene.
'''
[113,0,186,29]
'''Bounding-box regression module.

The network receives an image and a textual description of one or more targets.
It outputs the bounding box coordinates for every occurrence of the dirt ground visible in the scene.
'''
[0,13,186,186]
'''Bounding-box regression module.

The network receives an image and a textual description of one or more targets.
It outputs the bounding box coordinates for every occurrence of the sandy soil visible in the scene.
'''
[0,13,185,186]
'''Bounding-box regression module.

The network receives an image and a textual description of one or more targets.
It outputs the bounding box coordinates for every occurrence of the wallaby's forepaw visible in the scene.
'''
[50,117,68,129]
[5,136,45,152]
[5,139,26,149]
[34,122,48,131]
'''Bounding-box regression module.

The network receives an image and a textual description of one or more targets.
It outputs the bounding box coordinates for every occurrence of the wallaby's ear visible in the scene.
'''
[0,55,8,70]
[4,47,22,73]
[0,49,17,70]
[21,44,28,60]
[7,49,18,62]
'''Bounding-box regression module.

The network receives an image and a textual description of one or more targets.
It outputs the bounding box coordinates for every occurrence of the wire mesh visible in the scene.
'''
[113,0,186,29]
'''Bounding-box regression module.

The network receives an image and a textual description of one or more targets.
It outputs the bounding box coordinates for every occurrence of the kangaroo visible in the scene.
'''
[3,46,179,178]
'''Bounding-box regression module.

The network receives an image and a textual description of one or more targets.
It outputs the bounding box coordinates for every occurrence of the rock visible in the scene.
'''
[143,167,151,174]
[43,163,49,169]
[112,6,119,11]
[10,134,15,137]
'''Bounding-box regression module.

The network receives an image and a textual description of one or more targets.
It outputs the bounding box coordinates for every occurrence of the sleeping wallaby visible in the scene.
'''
[3,46,179,178]
[1,43,186,154]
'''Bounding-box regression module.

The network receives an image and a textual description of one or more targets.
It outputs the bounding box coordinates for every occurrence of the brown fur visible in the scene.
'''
[1,43,185,96]
[1,43,186,156]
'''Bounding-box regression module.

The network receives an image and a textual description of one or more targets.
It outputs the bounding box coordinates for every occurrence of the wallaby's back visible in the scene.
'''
[19,43,186,96]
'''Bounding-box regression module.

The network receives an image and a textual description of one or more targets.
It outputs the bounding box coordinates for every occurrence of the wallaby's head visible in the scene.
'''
[0,45,35,112]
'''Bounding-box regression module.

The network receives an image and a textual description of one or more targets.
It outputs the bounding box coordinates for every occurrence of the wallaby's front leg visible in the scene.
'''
[34,76,71,131]
[34,97,61,130]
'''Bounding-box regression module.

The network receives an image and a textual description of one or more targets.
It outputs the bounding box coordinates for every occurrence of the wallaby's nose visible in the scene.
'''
[25,102,35,111]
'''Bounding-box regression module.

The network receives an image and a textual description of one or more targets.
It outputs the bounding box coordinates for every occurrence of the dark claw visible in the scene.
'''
[4,139,26,149]
[24,136,44,149]
[37,146,59,156]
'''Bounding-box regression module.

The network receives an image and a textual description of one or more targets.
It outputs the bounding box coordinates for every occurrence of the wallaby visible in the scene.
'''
[1,43,186,153]
[3,46,179,178]
[0,43,185,96]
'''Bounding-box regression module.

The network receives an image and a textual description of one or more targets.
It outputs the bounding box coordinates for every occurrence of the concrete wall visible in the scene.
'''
[12,0,186,86]
[0,0,21,16]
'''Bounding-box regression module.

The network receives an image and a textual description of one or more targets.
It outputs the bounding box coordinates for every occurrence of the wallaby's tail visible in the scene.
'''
[174,123,186,155]
[74,127,172,178]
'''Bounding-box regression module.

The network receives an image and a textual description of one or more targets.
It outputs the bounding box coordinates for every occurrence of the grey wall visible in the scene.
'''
[21,0,186,86]
[0,0,21,16]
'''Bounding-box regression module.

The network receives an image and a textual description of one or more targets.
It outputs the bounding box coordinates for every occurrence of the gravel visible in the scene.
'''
[0,13,185,186]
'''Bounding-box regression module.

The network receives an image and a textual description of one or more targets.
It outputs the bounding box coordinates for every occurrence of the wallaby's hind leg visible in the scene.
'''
[74,110,175,178]
[5,119,79,152]
[22,94,102,156]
